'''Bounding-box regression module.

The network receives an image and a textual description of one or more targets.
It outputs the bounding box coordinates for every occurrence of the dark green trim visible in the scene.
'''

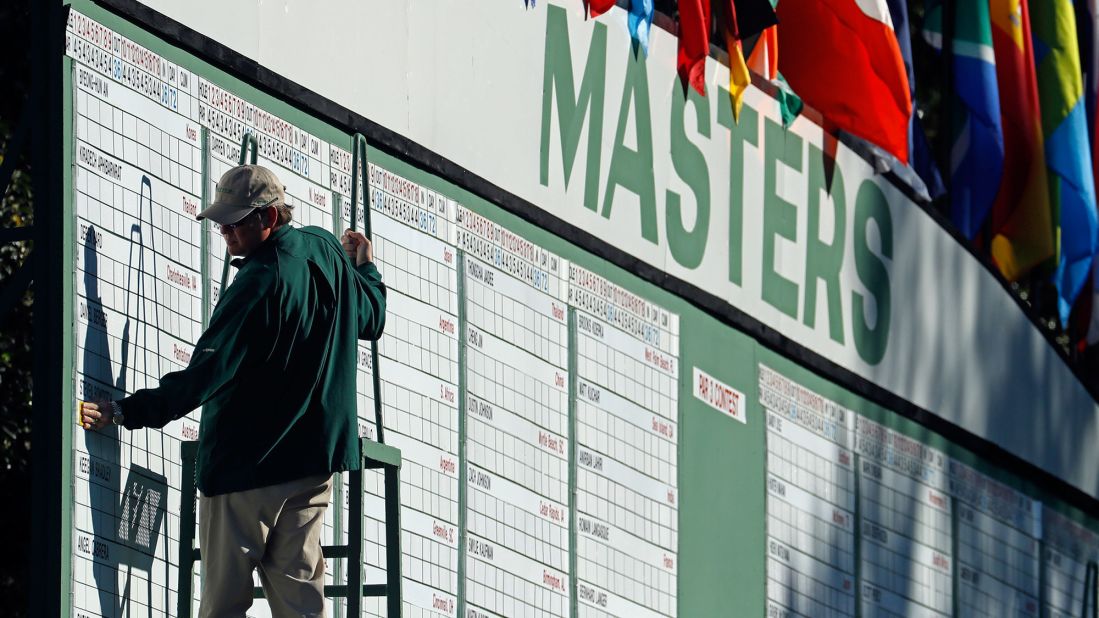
[567,307,578,618]
[950,495,960,618]
[456,250,468,618]
[59,53,77,618]
[200,126,210,328]
[854,453,862,618]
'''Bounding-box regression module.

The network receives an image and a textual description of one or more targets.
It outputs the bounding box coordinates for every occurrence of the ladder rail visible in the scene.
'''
[176,438,402,617]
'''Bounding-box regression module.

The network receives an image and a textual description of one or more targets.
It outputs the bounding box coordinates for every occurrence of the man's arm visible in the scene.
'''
[80,267,274,431]
[342,230,387,340]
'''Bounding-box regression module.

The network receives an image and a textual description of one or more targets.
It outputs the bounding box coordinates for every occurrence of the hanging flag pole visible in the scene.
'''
[350,133,386,444]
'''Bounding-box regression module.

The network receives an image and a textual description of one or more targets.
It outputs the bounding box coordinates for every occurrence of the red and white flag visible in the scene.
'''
[776,0,911,162]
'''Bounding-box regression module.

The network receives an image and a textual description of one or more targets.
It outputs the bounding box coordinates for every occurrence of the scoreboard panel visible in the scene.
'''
[59,5,1099,618]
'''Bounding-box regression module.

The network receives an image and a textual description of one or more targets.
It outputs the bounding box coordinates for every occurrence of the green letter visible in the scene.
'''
[717,87,757,285]
[601,50,658,243]
[540,6,607,211]
[803,144,846,344]
[761,118,801,319]
[851,180,893,365]
[666,81,711,268]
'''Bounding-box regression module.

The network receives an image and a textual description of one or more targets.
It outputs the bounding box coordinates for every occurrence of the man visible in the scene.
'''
[79,164,386,617]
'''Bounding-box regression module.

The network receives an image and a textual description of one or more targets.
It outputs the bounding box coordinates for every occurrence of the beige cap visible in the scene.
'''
[198,165,285,224]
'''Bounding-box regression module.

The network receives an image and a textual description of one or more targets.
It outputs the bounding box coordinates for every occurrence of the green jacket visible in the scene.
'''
[120,225,386,495]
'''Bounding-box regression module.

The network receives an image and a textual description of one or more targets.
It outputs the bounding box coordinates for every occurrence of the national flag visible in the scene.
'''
[677,0,711,95]
[947,0,1005,238]
[986,0,1054,281]
[776,0,912,163]
[1032,0,1099,325]
[717,0,752,121]
[885,0,945,199]
[747,26,778,80]
[1076,0,1099,343]
[628,0,655,55]
[743,0,802,128]
[586,0,616,18]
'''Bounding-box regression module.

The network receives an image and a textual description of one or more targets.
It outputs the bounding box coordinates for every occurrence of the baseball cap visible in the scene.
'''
[197,165,285,224]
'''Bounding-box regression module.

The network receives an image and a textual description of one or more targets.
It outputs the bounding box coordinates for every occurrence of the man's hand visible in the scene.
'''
[78,400,114,431]
[341,229,373,266]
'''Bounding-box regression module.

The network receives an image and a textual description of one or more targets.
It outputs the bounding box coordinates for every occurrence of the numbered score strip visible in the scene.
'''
[198,78,330,185]
[67,10,198,120]
[568,263,679,357]
[456,206,567,302]
[759,364,855,446]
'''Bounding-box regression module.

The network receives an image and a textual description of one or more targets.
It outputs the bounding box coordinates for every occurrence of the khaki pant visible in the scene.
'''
[199,474,333,618]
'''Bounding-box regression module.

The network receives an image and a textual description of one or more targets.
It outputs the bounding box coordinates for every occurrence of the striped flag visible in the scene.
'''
[885,0,945,200]
[987,0,1054,281]
[777,0,912,162]
[746,3,801,127]
[948,0,1005,239]
[748,26,778,80]
[1032,0,1099,325]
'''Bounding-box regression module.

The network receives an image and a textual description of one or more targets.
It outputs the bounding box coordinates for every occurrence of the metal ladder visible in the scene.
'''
[176,438,403,617]
[178,132,402,616]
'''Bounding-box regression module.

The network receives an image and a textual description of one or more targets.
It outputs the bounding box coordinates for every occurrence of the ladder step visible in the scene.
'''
[195,544,352,561]
[250,584,389,599]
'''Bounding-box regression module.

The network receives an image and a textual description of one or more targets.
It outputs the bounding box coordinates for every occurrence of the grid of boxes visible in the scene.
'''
[761,365,857,618]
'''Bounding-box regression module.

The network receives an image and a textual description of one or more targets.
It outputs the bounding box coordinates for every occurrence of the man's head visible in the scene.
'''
[198,165,293,256]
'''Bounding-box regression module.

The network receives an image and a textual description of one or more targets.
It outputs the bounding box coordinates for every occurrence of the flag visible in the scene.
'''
[1032,0,1099,325]
[733,0,780,38]
[628,0,654,55]
[776,0,912,162]
[885,0,945,199]
[746,27,804,128]
[743,0,802,128]
[986,0,1053,281]
[1077,0,1099,343]
[717,0,751,121]
[586,0,615,18]
[677,0,711,95]
[948,0,1005,238]
[748,26,778,80]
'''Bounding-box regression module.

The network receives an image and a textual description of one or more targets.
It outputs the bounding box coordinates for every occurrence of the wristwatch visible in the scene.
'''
[109,401,125,426]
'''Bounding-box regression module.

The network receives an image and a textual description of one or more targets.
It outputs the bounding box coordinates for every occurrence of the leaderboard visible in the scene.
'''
[459,207,571,618]
[68,10,202,617]
[762,363,1099,618]
[570,265,679,618]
